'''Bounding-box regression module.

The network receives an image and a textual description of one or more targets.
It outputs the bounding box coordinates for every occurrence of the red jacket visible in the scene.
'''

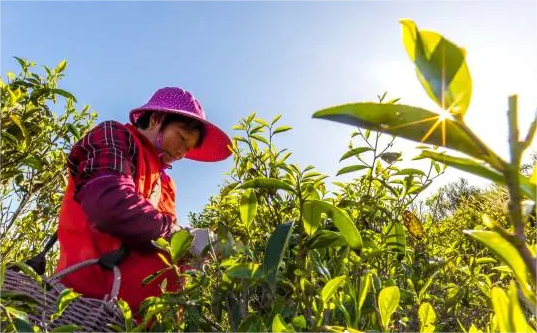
[56,123,182,315]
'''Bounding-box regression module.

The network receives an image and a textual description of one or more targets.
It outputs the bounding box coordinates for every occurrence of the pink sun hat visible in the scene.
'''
[129,87,232,162]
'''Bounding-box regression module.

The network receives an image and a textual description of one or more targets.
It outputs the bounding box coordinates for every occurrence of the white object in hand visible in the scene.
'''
[188,228,217,257]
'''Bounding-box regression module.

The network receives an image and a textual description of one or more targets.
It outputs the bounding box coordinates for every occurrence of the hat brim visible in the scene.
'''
[130,107,232,162]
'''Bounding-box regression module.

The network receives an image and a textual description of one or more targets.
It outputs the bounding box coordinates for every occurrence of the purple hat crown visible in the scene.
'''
[129,86,232,162]
[131,87,205,123]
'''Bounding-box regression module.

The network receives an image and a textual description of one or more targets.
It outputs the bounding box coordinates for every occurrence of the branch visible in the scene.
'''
[521,108,537,151]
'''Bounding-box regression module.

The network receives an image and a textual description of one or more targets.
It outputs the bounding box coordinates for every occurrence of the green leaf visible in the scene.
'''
[418,150,502,182]
[302,201,322,236]
[52,288,81,321]
[418,271,440,302]
[55,60,67,74]
[464,228,535,305]
[254,118,269,127]
[385,221,406,254]
[491,287,511,333]
[51,89,77,102]
[394,168,426,177]
[313,103,486,160]
[272,314,294,332]
[400,19,472,119]
[306,200,362,249]
[151,238,170,252]
[237,177,295,193]
[292,315,307,329]
[240,189,258,230]
[418,302,436,333]
[6,306,29,321]
[309,230,348,249]
[11,262,42,283]
[419,150,536,200]
[170,230,193,263]
[141,267,171,286]
[321,275,347,305]
[116,299,132,331]
[66,124,81,140]
[378,286,400,331]
[251,134,269,145]
[226,263,261,280]
[273,125,292,135]
[340,147,372,162]
[9,115,28,139]
[357,273,371,315]
[13,318,34,332]
[51,325,80,332]
[336,165,368,176]
[507,281,535,333]
[271,114,282,125]
[263,221,294,293]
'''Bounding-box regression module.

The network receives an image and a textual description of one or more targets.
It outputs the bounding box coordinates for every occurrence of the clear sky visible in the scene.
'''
[2,1,536,225]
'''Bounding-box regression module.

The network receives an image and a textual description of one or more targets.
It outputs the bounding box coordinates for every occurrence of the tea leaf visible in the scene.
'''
[238,177,295,193]
[464,227,535,305]
[418,302,436,333]
[336,165,368,176]
[306,200,362,249]
[378,286,400,331]
[313,103,486,160]
[302,201,322,236]
[170,229,193,263]
[264,221,294,293]
[273,125,292,135]
[340,147,372,162]
[272,313,294,332]
[400,19,472,119]
[321,275,347,305]
[240,188,258,230]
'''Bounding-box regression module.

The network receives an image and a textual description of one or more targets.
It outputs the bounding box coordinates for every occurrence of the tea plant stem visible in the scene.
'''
[507,95,524,232]
[506,95,537,284]
[521,108,537,150]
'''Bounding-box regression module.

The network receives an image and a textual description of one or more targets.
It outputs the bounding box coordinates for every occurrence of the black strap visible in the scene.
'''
[25,232,58,275]
[25,231,128,274]
[97,245,128,270]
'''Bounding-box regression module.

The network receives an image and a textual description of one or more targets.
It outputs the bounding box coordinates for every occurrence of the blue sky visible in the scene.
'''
[2,1,536,224]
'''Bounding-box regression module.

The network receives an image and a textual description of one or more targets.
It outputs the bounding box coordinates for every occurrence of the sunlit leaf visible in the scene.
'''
[302,201,322,236]
[400,19,472,119]
[507,281,535,333]
[237,177,295,193]
[321,275,347,305]
[313,103,486,160]
[491,287,511,333]
[51,89,77,102]
[52,288,81,321]
[464,226,535,305]
[272,314,294,332]
[240,189,258,230]
[273,125,292,135]
[336,165,368,176]
[170,230,193,263]
[55,60,67,74]
[418,302,436,333]
[395,168,426,177]
[378,286,400,331]
[340,147,372,162]
[419,150,536,200]
[141,267,171,286]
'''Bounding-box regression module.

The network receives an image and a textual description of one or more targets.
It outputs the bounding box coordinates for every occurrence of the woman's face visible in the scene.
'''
[159,121,201,163]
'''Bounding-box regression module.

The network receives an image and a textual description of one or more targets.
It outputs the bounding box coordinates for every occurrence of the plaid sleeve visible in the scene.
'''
[67,120,137,195]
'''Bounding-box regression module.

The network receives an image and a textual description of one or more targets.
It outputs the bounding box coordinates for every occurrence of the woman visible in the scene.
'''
[55,87,231,314]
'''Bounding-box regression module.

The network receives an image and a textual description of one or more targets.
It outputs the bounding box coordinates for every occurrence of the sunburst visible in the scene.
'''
[383,86,470,147]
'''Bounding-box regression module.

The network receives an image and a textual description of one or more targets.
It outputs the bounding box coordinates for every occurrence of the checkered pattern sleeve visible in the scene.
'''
[67,120,137,196]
